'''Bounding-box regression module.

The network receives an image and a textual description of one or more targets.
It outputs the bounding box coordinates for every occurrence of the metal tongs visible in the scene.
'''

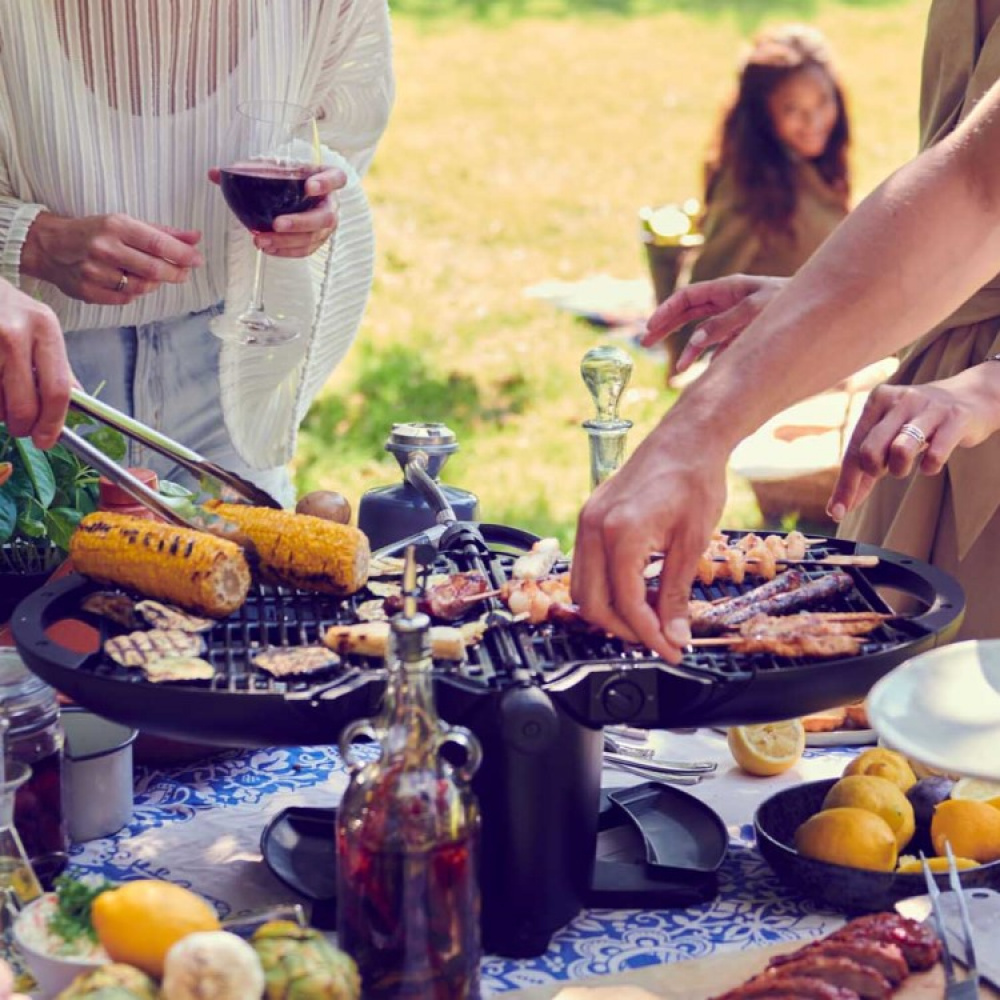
[60,388,281,528]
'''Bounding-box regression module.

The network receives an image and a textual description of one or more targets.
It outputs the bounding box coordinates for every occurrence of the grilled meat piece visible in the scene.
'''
[104,628,205,668]
[828,914,941,972]
[712,976,861,1000]
[690,571,807,634]
[730,634,864,659]
[738,612,887,639]
[759,956,890,1000]
[721,571,854,628]
[769,940,907,988]
[383,571,490,621]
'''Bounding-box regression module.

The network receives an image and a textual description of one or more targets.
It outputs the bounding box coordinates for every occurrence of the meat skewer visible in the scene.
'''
[688,570,807,634]
[382,570,490,621]
[691,571,855,635]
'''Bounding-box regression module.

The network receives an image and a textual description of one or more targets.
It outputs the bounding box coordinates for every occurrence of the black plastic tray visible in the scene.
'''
[262,781,729,925]
[589,782,728,908]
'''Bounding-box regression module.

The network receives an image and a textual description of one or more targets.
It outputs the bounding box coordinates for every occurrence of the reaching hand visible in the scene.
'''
[642,274,788,374]
[0,279,72,449]
[571,422,729,663]
[208,165,347,258]
[22,212,203,305]
[828,364,1000,520]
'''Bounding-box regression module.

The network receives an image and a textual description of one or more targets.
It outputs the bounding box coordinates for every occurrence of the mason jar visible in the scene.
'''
[0,648,67,886]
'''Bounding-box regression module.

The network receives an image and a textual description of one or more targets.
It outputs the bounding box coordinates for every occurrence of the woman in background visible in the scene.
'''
[669,25,850,378]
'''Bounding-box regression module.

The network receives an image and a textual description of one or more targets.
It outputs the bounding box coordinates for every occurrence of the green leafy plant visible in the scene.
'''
[0,414,126,573]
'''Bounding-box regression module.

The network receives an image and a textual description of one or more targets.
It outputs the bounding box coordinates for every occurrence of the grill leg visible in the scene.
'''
[467,697,602,958]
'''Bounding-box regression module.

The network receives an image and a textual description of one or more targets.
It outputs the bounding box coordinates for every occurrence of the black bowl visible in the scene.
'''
[754,778,1000,912]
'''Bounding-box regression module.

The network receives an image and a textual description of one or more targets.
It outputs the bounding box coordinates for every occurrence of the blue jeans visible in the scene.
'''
[64,304,291,500]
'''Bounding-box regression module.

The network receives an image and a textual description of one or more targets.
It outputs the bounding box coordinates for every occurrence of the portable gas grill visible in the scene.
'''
[6,353,970,957]
[11,520,964,956]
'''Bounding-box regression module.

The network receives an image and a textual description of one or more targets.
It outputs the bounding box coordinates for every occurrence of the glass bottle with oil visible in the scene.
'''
[336,547,484,999]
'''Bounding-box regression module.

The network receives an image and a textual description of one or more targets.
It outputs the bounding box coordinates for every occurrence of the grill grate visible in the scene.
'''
[11,528,965,743]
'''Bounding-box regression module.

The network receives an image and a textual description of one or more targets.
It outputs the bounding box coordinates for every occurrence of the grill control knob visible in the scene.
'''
[500,686,559,754]
[599,677,646,723]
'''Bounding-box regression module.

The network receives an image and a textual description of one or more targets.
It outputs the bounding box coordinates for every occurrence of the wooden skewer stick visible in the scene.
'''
[646,554,879,576]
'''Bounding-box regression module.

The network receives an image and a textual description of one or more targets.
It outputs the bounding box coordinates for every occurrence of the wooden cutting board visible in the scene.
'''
[505,939,999,1000]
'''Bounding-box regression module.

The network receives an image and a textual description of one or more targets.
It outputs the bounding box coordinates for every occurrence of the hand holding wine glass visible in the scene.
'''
[211,100,344,346]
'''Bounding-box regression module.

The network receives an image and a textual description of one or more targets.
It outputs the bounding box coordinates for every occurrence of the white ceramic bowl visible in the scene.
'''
[13,893,109,998]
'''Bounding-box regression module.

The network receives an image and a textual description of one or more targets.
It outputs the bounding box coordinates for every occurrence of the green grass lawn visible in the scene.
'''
[295,0,930,548]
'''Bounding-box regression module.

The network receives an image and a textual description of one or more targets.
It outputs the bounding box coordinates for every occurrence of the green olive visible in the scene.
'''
[295,489,353,525]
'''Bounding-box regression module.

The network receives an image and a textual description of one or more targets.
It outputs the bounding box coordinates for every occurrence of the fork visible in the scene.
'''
[920,844,980,999]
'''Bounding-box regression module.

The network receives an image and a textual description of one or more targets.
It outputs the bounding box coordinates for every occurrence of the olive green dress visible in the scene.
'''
[669,161,847,379]
[690,161,847,285]
[839,0,1000,639]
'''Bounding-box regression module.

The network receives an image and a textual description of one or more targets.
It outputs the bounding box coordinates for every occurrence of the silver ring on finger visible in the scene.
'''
[115,271,129,293]
[897,422,928,450]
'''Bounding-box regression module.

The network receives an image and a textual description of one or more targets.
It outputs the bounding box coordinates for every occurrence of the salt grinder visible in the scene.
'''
[581,345,634,488]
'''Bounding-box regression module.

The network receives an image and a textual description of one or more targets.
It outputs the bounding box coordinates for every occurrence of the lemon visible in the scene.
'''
[951,777,1000,802]
[822,775,916,850]
[896,855,979,873]
[794,807,898,871]
[931,799,1000,863]
[727,719,805,777]
[843,747,917,792]
[92,879,221,978]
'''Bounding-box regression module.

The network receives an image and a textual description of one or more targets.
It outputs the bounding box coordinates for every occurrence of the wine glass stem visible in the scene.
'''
[247,248,268,321]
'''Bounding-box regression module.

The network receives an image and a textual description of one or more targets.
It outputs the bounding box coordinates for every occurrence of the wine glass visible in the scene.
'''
[212,100,322,346]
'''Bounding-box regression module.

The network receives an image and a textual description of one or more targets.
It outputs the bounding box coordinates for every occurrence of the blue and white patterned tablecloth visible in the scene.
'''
[67,729,865,996]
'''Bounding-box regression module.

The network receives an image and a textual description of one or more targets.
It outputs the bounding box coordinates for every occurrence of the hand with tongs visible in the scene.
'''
[61,388,281,528]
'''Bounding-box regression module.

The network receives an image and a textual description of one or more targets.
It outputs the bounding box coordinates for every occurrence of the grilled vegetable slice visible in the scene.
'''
[252,645,340,678]
[323,622,467,660]
[143,656,216,683]
[81,591,141,628]
[204,502,370,596]
[104,628,205,668]
[136,600,215,633]
[71,513,251,616]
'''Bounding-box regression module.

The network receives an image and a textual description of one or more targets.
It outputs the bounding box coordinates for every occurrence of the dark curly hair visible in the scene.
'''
[704,25,850,238]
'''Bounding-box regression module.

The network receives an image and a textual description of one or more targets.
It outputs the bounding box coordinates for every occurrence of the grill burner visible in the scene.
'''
[11,523,965,957]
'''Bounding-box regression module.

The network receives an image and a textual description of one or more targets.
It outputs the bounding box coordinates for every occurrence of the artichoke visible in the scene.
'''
[251,920,360,1000]
[55,962,159,1000]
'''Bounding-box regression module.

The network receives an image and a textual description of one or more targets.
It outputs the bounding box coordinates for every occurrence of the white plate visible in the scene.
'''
[804,728,877,748]
[867,639,1000,781]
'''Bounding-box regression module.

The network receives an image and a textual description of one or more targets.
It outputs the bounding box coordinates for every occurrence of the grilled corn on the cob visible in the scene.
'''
[204,501,370,596]
[70,513,251,616]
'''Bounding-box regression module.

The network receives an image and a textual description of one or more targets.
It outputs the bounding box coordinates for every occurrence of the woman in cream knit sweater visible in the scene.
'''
[0,2,394,504]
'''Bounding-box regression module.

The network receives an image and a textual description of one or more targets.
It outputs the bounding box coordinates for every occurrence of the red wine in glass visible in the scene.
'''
[211,100,321,347]
[220,162,323,233]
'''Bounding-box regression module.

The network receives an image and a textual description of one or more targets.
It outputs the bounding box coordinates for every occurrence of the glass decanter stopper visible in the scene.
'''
[581,344,634,488]
[336,547,484,1000]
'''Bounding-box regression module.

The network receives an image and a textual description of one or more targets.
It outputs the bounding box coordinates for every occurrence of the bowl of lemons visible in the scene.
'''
[754,747,1000,912]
